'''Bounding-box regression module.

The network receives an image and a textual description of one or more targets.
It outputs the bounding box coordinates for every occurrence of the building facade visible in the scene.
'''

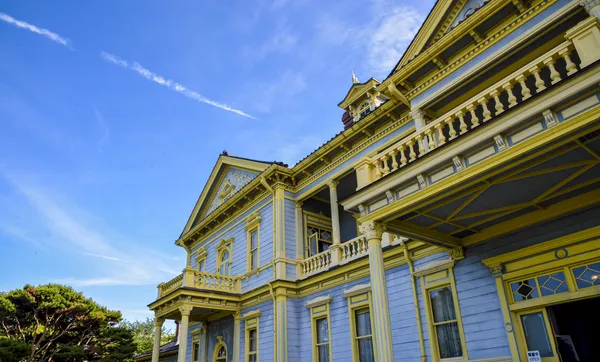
[148,1,600,361]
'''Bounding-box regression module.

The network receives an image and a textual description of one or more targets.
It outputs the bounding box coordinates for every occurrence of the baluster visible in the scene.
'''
[426,129,435,151]
[559,47,577,76]
[447,117,458,140]
[435,122,446,146]
[467,104,479,128]
[399,145,408,166]
[515,74,531,100]
[417,134,426,156]
[478,97,491,121]
[491,90,504,115]
[373,161,382,178]
[408,140,417,161]
[529,66,546,92]
[503,82,517,108]
[456,111,467,135]
[381,155,390,174]
[390,150,399,171]
[543,57,561,84]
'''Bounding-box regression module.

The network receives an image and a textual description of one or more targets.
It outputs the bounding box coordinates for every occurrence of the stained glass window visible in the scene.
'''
[572,262,600,289]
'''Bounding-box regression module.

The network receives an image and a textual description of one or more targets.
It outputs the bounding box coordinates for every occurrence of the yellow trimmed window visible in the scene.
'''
[306,295,332,362]
[344,284,374,362]
[216,238,233,276]
[191,331,201,362]
[303,211,332,257]
[243,310,261,362]
[245,212,262,273]
[417,261,467,361]
[195,247,207,273]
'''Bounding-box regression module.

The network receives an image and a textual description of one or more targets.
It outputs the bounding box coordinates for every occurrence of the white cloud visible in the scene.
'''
[0,12,73,49]
[246,29,298,64]
[0,169,181,288]
[100,51,255,119]
[314,0,424,76]
[252,70,307,113]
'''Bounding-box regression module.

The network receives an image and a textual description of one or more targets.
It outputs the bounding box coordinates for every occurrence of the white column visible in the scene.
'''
[233,312,241,362]
[151,317,164,362]
[359,221,395,362]
[328,180,341,245]
[178,305,193,362]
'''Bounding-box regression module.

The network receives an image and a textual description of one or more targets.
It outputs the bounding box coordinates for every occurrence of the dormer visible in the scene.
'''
[338,73,388,129]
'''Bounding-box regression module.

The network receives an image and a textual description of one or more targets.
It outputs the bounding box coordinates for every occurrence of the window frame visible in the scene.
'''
[243,310,261,362]
[419,265,468,362]
[213,336,228,362]
[344,284,375,362]
[216,238,233,276]
[245,212,262,274]
[195,247,207,273]
[191,328,202,362]
[306,295,333,362]
[303,211,333,258]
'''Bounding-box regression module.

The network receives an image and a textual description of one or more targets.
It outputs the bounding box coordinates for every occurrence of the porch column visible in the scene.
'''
[151,317,164,362]
[328,180,342,265]
[295,201,304,276]
[178,305,193,362]
[359,221,395,361]
[581,0,600,19]
[233,312,241,362]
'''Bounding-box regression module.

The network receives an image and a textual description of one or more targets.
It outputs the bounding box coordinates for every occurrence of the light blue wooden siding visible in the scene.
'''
[292,277,371,361]
[190,198,273,292]
[287,298,301,362]
[412,0,573,106]
[185,324,204,362]
[386,264,423,361]
[295,121,414,198]
[240,301,274,362]
[205,316,234,362]
[162,356,177,362]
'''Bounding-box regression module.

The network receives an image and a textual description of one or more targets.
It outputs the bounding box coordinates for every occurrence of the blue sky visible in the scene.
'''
[0,0,434,323]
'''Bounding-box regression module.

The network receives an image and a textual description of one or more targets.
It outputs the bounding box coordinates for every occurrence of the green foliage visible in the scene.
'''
[121,317,175,354]
[0,283,136,362]
[0,338,29,362]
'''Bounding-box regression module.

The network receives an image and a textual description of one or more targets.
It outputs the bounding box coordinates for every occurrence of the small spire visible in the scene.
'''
[352,71,359,84]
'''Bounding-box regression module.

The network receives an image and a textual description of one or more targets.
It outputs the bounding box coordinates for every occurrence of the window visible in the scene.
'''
[417,260,467,361]
[195,247,207,273]
[344,284,374,362]
[572,261,600,289]
[510,272,568,301]
[216,238,233,276]
[191,329,202,362]
[243,310,261,362]
[358,101,372,118]
[213,336,227,362]
[429,287,463,359]
[354,309,374,362]
[245,212,262,273]
[304,211,333,257]
[307,295,332,362]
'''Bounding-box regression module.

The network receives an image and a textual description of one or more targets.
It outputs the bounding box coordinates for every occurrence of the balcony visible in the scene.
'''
[356,39,581,190]
[157,269,241,299]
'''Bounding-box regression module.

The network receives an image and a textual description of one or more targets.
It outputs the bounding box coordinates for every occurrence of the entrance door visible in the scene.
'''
[517,308,560,362]
[547,296,600,362]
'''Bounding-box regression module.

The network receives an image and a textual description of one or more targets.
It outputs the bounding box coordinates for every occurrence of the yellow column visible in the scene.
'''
[328,180,342,265]
[151,317,164,362]
[359,221,395,361]
[274,287,288,362]
[233,312,241,362]
[295,201,304,276]
[490,265,522,362]
[274,187,287,279]
[178,305,193,362]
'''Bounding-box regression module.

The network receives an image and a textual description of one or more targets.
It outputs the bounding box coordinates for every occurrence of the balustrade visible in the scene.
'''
[300,249,332,277]
[361,41,580,187]
[340,236,369,265]
[157,270,241,298]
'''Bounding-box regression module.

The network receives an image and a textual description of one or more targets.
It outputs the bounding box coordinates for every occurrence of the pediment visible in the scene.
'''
[392,0,487,73]
[182,155,272,235]
[338,78,380,109]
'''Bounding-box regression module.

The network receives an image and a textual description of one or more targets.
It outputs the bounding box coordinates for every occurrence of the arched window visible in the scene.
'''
[213,336,227,362]
[359,101,372,118]
[219,249,231,275]
[215,238,233,276]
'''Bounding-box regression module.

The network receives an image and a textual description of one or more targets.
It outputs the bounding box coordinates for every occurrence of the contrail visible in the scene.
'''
[0,12,73,49]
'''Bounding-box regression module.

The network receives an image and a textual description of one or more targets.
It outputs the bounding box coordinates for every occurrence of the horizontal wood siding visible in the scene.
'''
[241,301,274,362]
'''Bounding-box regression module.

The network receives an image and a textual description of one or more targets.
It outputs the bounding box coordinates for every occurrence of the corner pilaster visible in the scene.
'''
[177,305,193,362]
[274,187,287,279]
[273,287,288,362]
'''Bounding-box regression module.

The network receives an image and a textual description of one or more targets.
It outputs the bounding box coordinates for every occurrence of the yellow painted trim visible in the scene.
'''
[245,212,261,274]
[212,336,228,362]
[420,266,468,362]
[309,301,333,362]
[216,238,233,275]
[513,308,560,362]
[345,291,375,362]
[244,314,260,362]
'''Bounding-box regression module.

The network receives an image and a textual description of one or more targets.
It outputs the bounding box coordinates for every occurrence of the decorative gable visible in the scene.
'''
[181,154,273,235]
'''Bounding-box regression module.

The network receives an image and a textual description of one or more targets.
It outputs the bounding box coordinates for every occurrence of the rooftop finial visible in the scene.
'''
[352,71,359,84]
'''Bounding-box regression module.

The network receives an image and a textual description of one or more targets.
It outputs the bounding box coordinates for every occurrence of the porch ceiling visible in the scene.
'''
[384,128,600,246]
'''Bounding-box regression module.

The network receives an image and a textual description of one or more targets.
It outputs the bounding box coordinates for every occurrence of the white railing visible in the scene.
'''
[358,40,579,188]
[157,269,241,298]
[300,249,333,278]
[340,236,369,264]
